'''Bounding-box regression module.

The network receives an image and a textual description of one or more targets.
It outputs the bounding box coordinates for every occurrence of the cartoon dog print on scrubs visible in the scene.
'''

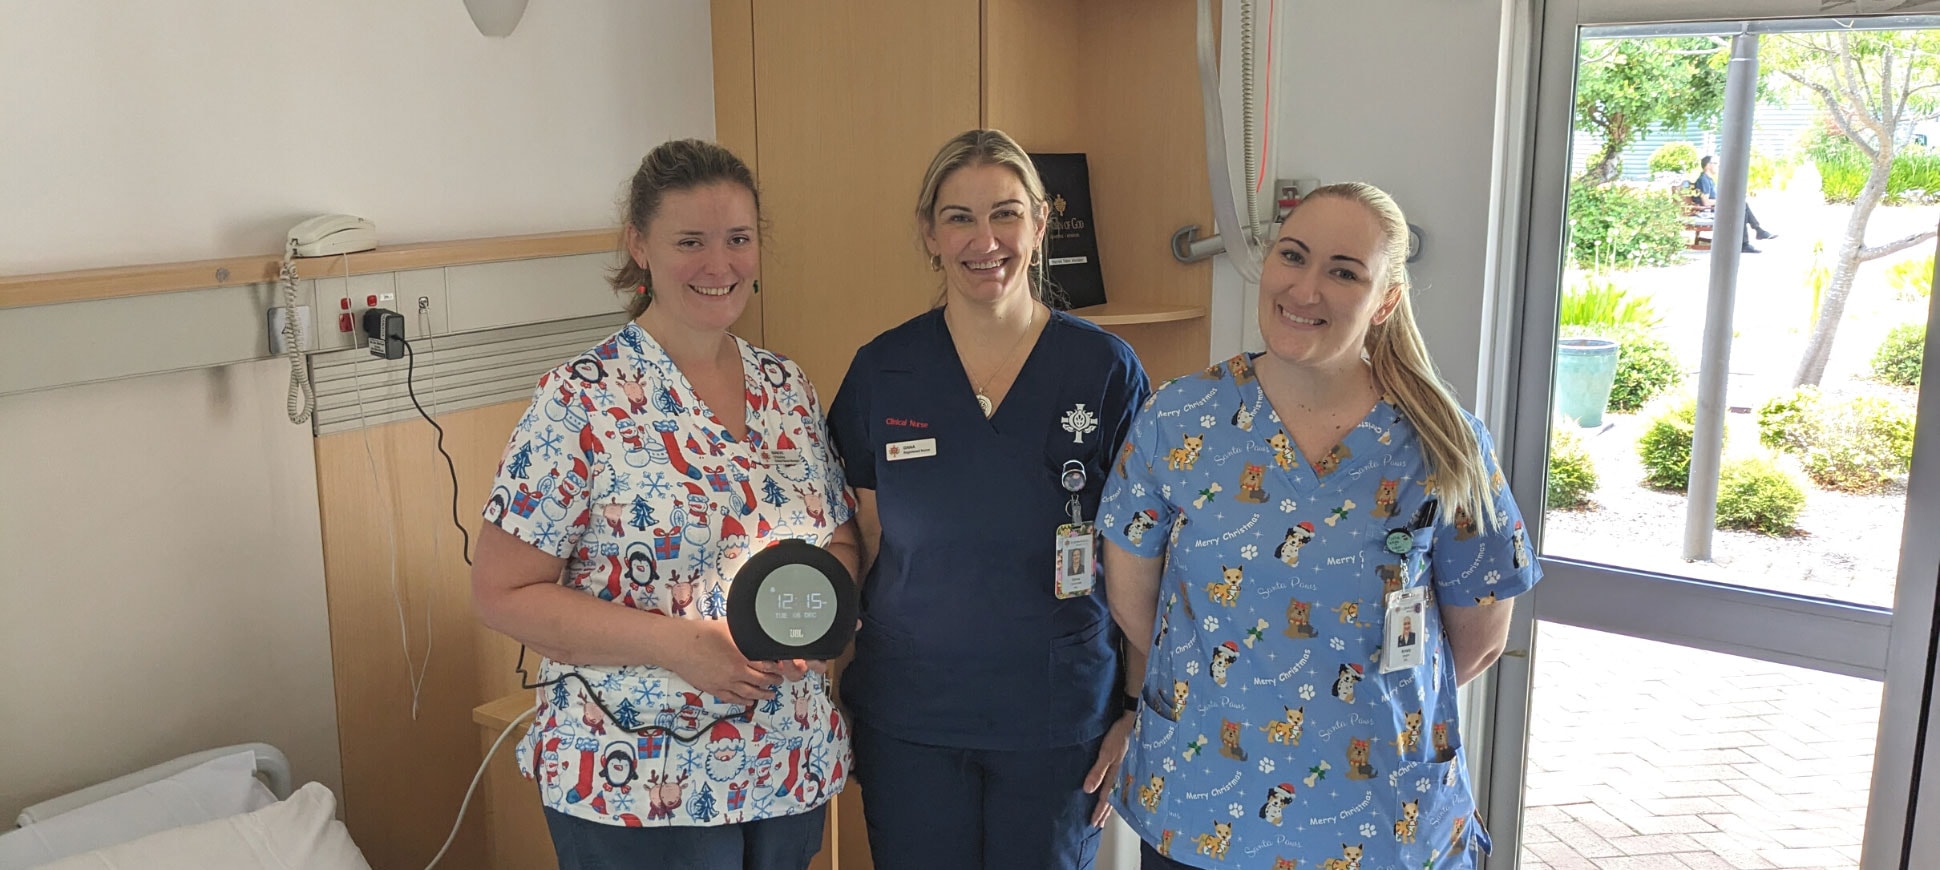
[1115,439,1138,478]
[1218,719,1248,761]
[1453,505,1480,541]
[1283,598,1319,639]
[1275,522,1315,567]
[1371,478,1400,518]
[1312,443,1353,477]
[1258,782,1295,826]
[1332,600,1366,626]
[1139,774,1166,812]
[1231,404,1256,431]
[1235,463,1269,504]
[1166,434,1205,471]
[1194,822,1234,861]
[1210,640,1239,687]
[1512,519,1530,568]
[1267,431,1298,471]
[1433,721,1459,762]
[1344,737,1377,781]
[1332,663,1365,703]
[1169,680,1192,721]
[1376,563,1406,599]
[1321,843,1365,870]
[1259,706,1303,745]
[1124,509,1160,546]
[1206,566,1244,607]
[1393,709,1424,756]
[1393,799,1420,843]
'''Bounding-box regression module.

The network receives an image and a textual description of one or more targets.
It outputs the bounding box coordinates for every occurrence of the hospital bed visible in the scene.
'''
[0,744,370,869]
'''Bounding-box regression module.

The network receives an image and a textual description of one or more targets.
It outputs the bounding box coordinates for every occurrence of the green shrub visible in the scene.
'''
[1799,396,1916,493]
[1566,182,1688,270]
[1637,396,1712,491]
[1757,387,1821,453]
[1546,422,1599,510]
[1747,148,1795,194]
[1560,274,1662,331]
[1809,132,1940,204]
[1609,331,1683,413]
[1715,455,1806,535]
[1764,387,1915,492]
[1872,323,1926,387]
[1649,142,1700,177]
[1884,253,1933,301]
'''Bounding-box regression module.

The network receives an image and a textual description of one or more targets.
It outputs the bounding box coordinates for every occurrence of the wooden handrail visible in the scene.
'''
[0,228,621,310]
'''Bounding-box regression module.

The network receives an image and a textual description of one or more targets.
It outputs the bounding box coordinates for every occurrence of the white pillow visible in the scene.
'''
[31,782,369,870]
[0,750,277,870]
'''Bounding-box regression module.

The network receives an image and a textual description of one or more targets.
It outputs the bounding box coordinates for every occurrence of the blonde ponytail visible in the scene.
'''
[1304,183,1500,531]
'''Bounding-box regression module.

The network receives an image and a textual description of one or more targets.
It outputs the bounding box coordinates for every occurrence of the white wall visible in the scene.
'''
[1258,0,1507,404]
[0,0,714,819]
[0,1,715,274]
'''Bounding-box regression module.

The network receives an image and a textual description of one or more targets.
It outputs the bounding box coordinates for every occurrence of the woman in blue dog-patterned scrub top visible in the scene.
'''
[1098,183,1539,870]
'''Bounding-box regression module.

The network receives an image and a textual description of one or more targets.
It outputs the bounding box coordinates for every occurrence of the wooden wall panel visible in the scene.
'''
[714,0,765,347]
[982,0,1085,152]
[750,0,983,397]
[1077,0,1214,380]
[317,399,527,870]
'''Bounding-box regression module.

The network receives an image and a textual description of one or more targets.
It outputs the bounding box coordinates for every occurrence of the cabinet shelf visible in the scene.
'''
[1068,301,1207,326]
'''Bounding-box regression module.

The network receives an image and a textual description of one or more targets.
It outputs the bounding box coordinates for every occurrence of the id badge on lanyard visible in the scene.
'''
[1055,459,1096,599]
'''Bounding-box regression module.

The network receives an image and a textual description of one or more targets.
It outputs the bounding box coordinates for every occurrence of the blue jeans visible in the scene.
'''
[543,804,827,870]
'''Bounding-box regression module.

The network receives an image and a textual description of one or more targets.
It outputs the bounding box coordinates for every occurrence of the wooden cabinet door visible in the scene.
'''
[751,0,982,399]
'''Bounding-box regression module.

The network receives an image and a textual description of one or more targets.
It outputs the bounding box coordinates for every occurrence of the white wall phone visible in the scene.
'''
[279,214,379,424]
[287,214,377,258]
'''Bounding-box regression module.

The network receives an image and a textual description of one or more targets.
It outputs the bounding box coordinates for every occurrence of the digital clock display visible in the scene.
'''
[753,564,836,647]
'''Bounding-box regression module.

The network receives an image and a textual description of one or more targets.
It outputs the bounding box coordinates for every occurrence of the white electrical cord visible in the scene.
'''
[336,255,433,720]
[422,703,539,870]
[282,251,315,424]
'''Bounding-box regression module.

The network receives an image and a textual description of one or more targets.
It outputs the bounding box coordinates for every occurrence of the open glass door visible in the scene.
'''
[1483,3,1940,868]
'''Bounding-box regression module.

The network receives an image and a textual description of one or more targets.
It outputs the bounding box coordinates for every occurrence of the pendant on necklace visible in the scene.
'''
[976,393,995,418]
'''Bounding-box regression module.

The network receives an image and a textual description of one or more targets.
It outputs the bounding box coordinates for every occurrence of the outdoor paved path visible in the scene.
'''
[1519,623,1879,870]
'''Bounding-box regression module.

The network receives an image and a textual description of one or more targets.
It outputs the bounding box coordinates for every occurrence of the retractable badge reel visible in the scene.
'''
[727,539,859,661]
[1054,460,1097,599]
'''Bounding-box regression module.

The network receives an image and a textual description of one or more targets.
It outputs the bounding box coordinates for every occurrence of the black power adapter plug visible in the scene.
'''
[362,307,405,360]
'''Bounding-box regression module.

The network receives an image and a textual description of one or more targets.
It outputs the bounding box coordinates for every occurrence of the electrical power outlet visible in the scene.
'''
[267,305,313,354]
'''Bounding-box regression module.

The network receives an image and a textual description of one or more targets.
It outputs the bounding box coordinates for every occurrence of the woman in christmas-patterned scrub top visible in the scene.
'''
[473,139,859,870]
[1099,183,1540,870]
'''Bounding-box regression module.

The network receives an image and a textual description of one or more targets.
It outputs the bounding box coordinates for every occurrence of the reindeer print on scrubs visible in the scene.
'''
[486,322,856,828]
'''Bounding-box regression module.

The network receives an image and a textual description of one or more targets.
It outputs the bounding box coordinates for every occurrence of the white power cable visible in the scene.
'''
[336,255,432,719]
[422,703,539,870]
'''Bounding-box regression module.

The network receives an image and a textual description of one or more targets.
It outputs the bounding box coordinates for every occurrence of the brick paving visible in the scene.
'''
[1519,623,1879,870]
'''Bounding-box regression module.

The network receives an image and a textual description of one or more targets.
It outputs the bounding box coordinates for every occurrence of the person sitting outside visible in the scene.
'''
[1693,154,1776,253]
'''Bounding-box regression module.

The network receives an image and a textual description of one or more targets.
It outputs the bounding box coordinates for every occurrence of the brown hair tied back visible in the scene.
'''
[611,139,761,320]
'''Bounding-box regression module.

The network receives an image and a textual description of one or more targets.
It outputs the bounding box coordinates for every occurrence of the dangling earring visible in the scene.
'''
[1030,247,1043,267]
[929,254,942,272]
[637,284,649,295]
[753,279,761,295]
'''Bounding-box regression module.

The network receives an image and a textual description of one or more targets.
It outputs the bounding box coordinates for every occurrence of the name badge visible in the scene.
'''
[1380,586,1428,674]
[1055,522,1097,598]
[764,448,805,470]
[886,438,937,461]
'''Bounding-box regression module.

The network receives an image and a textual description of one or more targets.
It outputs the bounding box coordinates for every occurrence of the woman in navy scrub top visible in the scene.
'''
[826,129,1151,869]
[1097,184,1539,870]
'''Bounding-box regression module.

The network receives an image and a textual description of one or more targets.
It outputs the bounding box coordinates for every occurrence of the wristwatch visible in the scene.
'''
[1121,692,1141,714]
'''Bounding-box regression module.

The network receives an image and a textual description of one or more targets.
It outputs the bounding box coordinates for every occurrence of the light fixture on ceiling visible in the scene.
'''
[463,0,529,38]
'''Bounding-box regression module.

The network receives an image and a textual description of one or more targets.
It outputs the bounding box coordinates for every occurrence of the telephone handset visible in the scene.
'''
[281,214,379,425]
[287,214,377,258]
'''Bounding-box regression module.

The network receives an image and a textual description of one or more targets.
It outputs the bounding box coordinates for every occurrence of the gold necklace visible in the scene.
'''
[960,305,1041,418]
